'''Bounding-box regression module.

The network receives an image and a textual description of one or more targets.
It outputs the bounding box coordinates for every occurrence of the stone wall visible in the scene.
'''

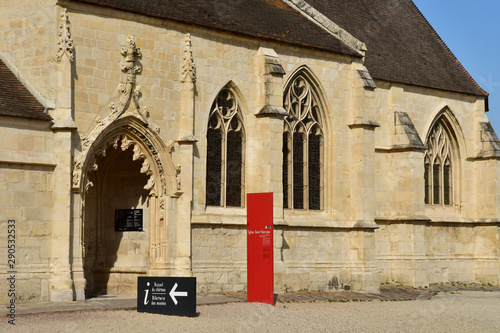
[376,222,500,286]
[371,83,499,288]
[1,0,499,303]
[192,224,378,293]
[191,225,246,292]
[59,3,500,294]
[67,4,382,294]
[0,118,55,303]
[0,0,57,103]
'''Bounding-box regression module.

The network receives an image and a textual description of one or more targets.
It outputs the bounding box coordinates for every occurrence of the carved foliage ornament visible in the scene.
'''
[57,8,74,62]
[76,126,168,196]
[73,35,163,191]
[118,35,143,116]
[180,33,196,83]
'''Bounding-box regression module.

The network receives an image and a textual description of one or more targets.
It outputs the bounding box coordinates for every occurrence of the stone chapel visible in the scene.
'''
[2,0,500,303]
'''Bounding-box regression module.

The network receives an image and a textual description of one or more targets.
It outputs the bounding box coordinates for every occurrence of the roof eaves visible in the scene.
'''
[0,111,53,122]
[372,75,488,99]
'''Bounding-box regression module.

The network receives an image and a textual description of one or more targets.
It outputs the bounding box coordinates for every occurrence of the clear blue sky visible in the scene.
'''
[414,1,500,133]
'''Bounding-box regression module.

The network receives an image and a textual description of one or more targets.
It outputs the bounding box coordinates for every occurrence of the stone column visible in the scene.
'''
[247,47,287,218]
[469,99,500,284]
[349,230,379,292]
[172,33,197,276]
[49,64,78,300]
[47,8,80,301]
[348,66,379,226]
[347,64,379,293]
[245,47,288,285]
[70,192,85,300]
[49,127,75,302]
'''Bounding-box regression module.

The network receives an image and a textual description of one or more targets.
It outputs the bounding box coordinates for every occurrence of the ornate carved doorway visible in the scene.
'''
[72,35,188,298]
[75,122,174,297]
[83,137,151,296]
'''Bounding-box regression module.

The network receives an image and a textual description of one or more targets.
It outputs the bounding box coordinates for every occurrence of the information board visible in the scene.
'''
[115,209,143,231]
[247,192,274,305]
[137,276,196,317]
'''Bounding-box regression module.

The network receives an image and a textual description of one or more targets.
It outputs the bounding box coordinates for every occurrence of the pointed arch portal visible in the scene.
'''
[76,119,177,297]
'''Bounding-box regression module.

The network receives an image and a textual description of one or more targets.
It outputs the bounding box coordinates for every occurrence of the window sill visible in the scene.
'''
[423,204,489,223]
[192,207,378,229]
[281,210,378,229]
[425,204,461,222]
[192,206,247,226]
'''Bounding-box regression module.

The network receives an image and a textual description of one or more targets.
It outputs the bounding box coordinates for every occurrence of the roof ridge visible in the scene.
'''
[282,0,365,55]
[409,1,487,97]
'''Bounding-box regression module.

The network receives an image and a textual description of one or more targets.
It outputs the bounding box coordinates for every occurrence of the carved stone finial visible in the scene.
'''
[56,8,74,63]
[120,36,142,86]
[114,35,143,117]
[121,35,141,61]
[71,37,165,191]
[180,33,196,83]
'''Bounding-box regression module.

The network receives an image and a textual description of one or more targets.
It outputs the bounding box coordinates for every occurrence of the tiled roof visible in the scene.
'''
[71,0,361,57]
[305,0,487,97]
[0,60,52,121]
[71,0,486,97]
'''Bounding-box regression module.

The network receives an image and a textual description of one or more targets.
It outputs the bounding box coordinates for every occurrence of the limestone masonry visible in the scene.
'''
[1,0,500,303]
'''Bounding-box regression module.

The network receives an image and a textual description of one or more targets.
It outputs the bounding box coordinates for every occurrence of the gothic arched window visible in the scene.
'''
[206,88,245,207]
[424,117,457,205]
[283,74,324,210]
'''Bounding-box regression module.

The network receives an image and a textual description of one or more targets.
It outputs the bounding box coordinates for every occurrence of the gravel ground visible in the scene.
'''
[3,291,500,332]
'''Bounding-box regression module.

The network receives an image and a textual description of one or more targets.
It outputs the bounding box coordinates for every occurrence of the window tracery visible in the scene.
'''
[206,88,245,207]
[424,119,455,205]
[283,74,323,210]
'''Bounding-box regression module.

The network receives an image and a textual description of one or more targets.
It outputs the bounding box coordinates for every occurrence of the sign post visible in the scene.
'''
[137,277,196,317]
[247,192,274,305]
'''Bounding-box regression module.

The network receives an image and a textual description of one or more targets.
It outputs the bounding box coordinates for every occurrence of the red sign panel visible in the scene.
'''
[247,192,274,305]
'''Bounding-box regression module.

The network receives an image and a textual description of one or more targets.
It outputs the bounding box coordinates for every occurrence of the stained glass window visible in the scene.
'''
[308,130,322,210]
[443,162,451,205]
[424,158,430,204]
[206,88,244,207]
[433,163,440,204]
[283,132,290,209]
[226,130,242,207]
[283,74,323,210]
[206,125,222,206]
[424,118,456,206]
[293,132,304,209]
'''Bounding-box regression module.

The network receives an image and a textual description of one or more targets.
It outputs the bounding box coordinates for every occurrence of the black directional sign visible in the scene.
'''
[137,277,196,317]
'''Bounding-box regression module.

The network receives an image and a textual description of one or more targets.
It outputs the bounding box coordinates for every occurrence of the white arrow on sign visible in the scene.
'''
[169,282,188,305]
